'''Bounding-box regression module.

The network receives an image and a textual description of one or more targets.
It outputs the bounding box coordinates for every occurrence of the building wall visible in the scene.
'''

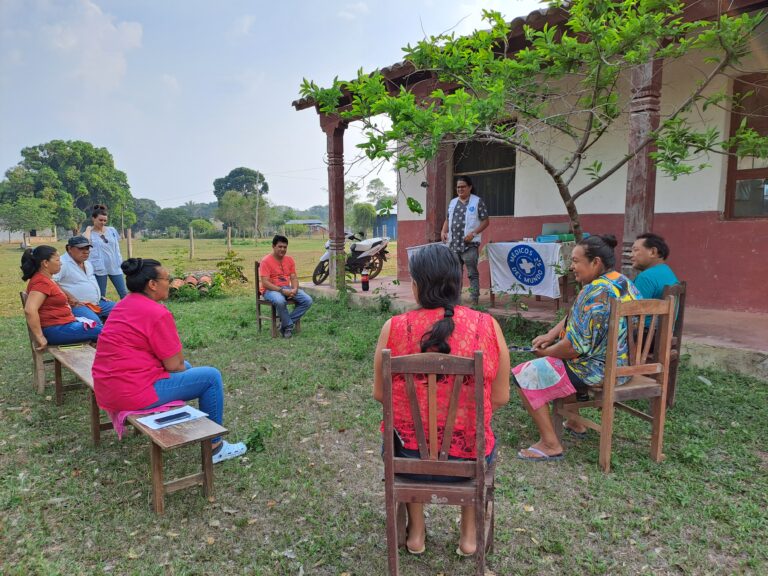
[395,18,768,312]
[398,211,768,312]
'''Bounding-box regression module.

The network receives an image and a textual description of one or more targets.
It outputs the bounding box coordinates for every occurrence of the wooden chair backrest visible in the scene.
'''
[254,261,264,302]
[661,281,686,347]
[382,350,485,480]
[605,297,675,386]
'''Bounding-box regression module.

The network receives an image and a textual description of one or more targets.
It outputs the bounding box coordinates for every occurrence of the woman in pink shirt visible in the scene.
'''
[93,257,246,464]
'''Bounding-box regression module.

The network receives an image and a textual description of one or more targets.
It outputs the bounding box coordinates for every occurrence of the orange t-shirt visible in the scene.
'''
[27,273,76,327]
[259,254,296,294]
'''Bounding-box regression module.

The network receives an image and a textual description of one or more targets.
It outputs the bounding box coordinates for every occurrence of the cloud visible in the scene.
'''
[45,0,142,93]
[452,0,542,35]
[231,14,256,38]
[337,2,369,21]
[161,73,180,92]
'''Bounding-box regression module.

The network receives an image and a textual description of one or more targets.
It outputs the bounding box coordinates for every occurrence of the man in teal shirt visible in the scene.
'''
[631,233,679,298]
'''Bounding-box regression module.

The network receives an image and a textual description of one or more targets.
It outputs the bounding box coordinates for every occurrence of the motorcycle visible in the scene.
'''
[312,232,390,285]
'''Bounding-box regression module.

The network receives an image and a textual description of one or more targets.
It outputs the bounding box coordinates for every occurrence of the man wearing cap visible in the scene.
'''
[54,235,116,323]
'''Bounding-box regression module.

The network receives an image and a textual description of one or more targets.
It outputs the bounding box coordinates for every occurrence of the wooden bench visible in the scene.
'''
[20,293,229,514]
[49,345,228,514]
[128,415,227,514]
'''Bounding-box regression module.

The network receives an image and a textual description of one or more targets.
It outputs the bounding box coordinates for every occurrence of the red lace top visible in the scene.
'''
[384,306,500,458]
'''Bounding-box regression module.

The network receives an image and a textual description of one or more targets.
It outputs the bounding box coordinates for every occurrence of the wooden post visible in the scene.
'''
[622,59,663,278]
[425,143,451,243]
[126,228,133,258]
[189,225,195,260]
[226,226,232,252]
[320,114,347,290]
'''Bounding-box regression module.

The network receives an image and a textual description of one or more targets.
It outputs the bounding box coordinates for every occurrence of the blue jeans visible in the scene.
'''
[71,300,115,323]
[262,289,313,330]
[145,362,224,443]
[43,321,101,345]
[96,274,128,299]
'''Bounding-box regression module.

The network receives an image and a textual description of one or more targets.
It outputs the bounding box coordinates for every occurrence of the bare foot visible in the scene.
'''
[564,420,587,434]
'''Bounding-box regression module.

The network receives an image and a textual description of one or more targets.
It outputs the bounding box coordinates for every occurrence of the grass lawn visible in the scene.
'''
[0,240,766,574]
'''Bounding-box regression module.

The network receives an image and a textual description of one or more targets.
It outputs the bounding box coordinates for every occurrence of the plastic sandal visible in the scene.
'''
[212,440,247,464]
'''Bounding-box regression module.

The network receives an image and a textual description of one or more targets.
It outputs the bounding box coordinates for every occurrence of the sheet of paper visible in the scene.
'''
[136,405,208,430]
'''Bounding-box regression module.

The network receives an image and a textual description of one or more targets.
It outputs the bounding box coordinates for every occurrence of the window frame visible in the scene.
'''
[452,141,516,217]
[724,72,768,220]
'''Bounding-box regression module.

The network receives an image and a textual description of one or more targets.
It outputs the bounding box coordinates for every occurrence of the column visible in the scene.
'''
[320,114,348,288]
[622,59,663,277]
[425,143,451,243]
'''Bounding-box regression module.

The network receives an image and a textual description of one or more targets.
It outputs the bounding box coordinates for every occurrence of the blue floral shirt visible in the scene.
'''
[564,271,641,385]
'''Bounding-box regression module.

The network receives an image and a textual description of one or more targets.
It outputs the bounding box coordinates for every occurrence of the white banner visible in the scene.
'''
[487,242,563,298]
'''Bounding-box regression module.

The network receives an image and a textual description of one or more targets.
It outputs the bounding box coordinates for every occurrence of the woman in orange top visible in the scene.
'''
[22,245,102,350]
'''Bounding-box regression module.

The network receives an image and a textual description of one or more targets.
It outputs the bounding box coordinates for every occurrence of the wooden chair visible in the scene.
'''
[659,282,686,408]
[552,296,675,473]
[381,350,495,576]
[254,261,300,338]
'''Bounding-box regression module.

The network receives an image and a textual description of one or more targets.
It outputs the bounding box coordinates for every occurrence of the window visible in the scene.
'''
[726,73,768,219]
[453,141,515,216]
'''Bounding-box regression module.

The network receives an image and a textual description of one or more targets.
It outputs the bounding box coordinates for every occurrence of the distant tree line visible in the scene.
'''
[0,141,394,240]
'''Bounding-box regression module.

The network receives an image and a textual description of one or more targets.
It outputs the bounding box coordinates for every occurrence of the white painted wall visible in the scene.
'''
[397,167,427,222]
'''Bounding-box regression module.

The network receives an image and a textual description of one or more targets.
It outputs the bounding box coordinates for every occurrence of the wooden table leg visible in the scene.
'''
[201,441,214,499]
[150,443,165,514]
[90,391,101,446]
[54,360,63,405]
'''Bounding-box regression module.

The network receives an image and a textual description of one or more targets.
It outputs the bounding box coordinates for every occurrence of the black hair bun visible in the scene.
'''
[600,234,618,249]
[121,258,143,276]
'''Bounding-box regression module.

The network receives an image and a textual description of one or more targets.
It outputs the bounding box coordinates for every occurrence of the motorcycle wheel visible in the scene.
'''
[312,261,330,285]
[368,253,385,279]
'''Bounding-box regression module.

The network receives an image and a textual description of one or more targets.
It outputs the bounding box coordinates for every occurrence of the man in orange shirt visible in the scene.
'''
[259,235,313,338]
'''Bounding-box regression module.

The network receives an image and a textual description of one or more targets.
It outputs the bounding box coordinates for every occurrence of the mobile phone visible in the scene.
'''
[155,412,191,425]
[509,345,534,353]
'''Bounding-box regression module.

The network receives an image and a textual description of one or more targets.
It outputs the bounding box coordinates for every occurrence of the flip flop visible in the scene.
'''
[516,446,564,462]
[456,546,475,557]
[406,544,426,555]
[564,425,588,439]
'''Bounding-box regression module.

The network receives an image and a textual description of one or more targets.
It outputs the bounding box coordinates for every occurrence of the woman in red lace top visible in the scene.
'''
[373,243,510,557]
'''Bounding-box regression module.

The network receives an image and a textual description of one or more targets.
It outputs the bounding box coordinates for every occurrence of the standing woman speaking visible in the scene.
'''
[84,204,127,299]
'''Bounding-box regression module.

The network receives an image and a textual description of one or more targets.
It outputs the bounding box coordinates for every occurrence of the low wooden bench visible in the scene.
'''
[21,293,229,514]
[128,415,228,514]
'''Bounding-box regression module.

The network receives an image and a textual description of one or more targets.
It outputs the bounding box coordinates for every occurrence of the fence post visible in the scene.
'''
[126,228,134,258]
[189,225,195,260]
[226,226,232,252]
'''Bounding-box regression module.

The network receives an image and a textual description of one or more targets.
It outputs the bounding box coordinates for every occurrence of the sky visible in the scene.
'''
[0,0,542,210]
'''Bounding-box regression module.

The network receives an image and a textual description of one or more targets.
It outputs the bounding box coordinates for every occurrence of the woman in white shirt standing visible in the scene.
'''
[84,204,128,299]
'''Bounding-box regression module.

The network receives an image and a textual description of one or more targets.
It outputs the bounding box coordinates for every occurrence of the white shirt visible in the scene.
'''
[53,252,102,304]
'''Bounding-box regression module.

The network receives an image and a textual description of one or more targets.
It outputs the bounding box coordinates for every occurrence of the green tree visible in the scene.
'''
[132,198,161,232]
[351,202,377,236]
[301,0,768,238]
[284,223,309,237]
[0,197,56,238]
[0,140,134,232]
[151,208,191,233]
[190,218,215,235]
[213,167,269,202]
[365,177,391,205]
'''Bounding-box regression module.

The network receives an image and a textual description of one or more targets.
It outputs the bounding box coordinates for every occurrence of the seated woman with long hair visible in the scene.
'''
[21,245,102,350]
[515,234,641,461]
[93,258,246,464]
[373,243,510,556]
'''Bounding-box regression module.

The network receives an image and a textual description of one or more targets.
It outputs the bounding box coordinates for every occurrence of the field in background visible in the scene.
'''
[0,238,398,317]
